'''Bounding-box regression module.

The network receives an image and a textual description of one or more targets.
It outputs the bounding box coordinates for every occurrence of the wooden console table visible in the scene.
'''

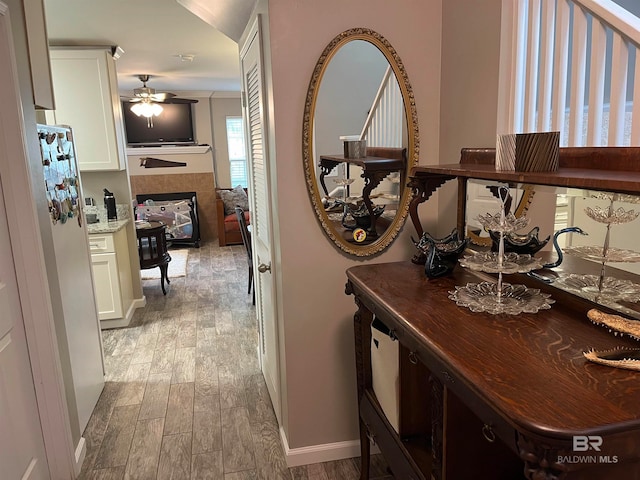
[347,262,640,479]
[319,147,406,237]
[348,146,640,479]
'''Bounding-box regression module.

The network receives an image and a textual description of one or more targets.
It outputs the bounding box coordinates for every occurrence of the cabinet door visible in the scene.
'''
[91,252,123,320]
[48,48,127,171]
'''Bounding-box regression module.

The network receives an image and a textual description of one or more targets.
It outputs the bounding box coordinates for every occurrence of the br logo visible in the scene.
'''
[573,435,603,452]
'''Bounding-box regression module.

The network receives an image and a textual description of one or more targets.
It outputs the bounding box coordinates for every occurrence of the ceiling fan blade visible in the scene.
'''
[120,96,142,103]
[152,92,176,101]
[163,97,199,104]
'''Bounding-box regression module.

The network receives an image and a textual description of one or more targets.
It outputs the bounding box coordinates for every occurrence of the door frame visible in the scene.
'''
[0,3,78,478]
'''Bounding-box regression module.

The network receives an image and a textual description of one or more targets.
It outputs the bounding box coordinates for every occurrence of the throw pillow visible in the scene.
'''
[220,186,249,216]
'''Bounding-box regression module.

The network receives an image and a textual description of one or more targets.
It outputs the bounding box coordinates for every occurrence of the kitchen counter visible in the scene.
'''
[87,217,130,234]
[85,203,131,234]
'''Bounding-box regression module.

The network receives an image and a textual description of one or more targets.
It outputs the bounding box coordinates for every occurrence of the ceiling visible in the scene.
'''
[43,0,253,96]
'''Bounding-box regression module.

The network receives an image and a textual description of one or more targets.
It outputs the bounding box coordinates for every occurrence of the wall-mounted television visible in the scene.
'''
[122,101,197,147]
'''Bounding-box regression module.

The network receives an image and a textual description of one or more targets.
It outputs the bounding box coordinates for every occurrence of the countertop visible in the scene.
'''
[85,204,131,234]
[87,217,131,235]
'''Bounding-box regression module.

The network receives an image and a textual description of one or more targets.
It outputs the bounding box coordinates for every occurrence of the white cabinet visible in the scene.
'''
[89,227,134,327]
[47,48,127,171]
[91,251,122,319]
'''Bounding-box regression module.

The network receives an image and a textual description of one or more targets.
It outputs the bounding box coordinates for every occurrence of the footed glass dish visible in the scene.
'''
[459,252,544,274]
[451,186,553,314]
[448,282,555,315]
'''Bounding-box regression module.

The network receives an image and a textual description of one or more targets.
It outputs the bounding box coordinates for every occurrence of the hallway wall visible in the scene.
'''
[265,0,443,453]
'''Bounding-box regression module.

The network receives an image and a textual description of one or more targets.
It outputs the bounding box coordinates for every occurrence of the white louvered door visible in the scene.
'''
[240,16,281,422]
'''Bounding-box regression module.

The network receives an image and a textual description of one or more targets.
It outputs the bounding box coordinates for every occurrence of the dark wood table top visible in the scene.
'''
[411,146,640,194]
[320,154,406,171]
[346,261,640,439]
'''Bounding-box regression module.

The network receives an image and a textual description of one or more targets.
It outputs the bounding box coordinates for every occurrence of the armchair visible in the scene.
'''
[216,187,250,247]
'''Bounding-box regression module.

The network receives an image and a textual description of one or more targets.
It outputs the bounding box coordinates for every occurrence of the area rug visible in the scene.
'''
[140,249,189,279]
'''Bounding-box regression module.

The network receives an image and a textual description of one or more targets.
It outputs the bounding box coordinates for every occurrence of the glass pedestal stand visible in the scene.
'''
[557,195,640,308]
[449,187,554,315]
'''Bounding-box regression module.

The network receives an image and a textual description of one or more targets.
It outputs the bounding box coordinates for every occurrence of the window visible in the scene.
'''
[226,116,248,188]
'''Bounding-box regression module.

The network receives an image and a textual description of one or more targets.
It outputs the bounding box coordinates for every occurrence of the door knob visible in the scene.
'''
[258,262,271,273]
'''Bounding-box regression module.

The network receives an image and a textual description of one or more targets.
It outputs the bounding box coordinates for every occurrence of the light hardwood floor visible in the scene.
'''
[79,242,393,479]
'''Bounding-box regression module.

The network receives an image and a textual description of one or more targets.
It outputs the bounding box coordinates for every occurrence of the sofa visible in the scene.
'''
[216,187,250,246]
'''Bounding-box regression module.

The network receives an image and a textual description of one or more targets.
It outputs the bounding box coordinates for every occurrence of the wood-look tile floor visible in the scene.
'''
[79,242,393,480]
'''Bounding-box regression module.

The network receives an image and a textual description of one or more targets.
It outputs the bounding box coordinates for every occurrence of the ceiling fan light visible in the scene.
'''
[131,101,163,118]
[151,103,163,116]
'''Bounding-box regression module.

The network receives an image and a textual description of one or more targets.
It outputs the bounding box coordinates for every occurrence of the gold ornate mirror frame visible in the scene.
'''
[302,28,419,256]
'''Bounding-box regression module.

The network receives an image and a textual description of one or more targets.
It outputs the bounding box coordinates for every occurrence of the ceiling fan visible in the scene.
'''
[122,75,197,127]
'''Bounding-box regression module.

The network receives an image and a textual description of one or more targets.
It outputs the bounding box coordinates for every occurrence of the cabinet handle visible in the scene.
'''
[482,423,496,443]
[442,371,455,384]
[408,351,418,365]
[388,329,397,341]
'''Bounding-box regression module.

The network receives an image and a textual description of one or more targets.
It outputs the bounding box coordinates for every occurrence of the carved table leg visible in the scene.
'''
[318,160,340,197]
[517,433,570,480]
[361,171,388,238]
[407,174,454,264]
[346,280,375,479]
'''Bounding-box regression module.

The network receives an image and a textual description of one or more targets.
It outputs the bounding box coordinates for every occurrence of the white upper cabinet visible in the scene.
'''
[47,48,127,171]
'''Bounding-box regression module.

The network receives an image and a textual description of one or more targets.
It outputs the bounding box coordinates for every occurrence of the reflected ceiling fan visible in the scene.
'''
[122,74,197,127]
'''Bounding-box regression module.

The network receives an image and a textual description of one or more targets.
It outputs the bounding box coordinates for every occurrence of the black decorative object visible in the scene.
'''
[413,229,468,278]
[341,202,385,231]
[489,226,550,255]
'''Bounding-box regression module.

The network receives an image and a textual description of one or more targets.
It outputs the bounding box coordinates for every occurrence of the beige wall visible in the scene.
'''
[211,95,243,188]
[265,0,444,451]
[438,0,503,236]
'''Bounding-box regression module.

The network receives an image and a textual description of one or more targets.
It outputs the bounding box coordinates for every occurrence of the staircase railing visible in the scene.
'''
[499,0,640,146]
[360,66,403,148]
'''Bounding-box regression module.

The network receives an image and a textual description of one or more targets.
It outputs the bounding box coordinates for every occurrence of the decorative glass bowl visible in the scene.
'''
[584,206,639,225]
[477,212,530,233]
[448,281,555,315]
[459,252,544,274]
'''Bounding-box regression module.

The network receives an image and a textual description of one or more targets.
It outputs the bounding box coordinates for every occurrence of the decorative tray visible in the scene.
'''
[448,281,555,315]
[459,252,544,274]
[563,246,640,263]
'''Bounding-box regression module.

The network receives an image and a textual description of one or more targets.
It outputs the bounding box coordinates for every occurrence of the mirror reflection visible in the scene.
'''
[465,179,640,319]
[303,28,418,256]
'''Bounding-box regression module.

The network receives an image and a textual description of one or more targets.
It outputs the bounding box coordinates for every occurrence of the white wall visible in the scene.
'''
[264,0,443,452]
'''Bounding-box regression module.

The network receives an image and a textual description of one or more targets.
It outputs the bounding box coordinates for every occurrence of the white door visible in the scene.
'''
[240,16,281,422]
[0,172,49,480]
[0,4,48,477]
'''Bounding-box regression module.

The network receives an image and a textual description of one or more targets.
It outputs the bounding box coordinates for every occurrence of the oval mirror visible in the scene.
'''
[303,28,419,256]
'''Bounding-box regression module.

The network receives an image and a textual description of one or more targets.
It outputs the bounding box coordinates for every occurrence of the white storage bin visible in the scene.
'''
[371,317,399,433]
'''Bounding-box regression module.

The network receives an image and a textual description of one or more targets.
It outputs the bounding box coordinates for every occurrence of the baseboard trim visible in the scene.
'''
[73,437,86,476]
[279,427,379,467]
[132,296,147,311]
[100,297,146,330]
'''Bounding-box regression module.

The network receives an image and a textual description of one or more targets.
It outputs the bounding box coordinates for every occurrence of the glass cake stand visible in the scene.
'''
[563,197,640,300]
[450,186,554,314]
